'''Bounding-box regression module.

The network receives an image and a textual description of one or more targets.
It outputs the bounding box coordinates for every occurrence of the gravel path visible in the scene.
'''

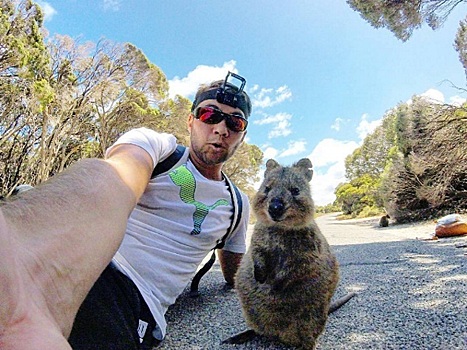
[160,214,467,349]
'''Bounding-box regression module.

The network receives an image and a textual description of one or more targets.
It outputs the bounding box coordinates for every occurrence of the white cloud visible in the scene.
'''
[36,1,57,21]
[168,61,237,98]
[269,119,292,138]
[263,146,279,160]
[250,85,293,138]
[103,0,121,11]
[356,113,381,140]
[278,140,307,158]
[312,162,347,206]
[254,112,292,139]
[308,138,359,168]
[306,138,359,205]
[250,85,292,109]
[408,88,466,107]
[254,112,288,125]
[449,95,466,106]
[331,117,344,131]
[258,139,306,164]
[419,88,445,104]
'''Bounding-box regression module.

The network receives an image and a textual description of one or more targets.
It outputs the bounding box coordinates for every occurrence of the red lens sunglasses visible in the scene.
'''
[194,106,248,132]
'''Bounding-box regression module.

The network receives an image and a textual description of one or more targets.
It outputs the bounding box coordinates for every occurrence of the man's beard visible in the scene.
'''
[193,144,230,165]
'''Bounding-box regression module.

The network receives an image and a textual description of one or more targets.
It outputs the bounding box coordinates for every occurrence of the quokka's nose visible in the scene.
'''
[268,197,285,220]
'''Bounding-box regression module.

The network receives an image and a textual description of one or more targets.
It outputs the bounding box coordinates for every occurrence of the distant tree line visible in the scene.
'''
[0,0,262,198]
[335,98,467,222]
[334,0,467,222]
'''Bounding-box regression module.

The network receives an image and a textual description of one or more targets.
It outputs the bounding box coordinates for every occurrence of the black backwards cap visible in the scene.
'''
[191,72,252,118]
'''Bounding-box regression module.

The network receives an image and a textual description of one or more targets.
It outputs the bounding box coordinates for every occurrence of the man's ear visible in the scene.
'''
[240,130,247,142]
[187,113,194,132]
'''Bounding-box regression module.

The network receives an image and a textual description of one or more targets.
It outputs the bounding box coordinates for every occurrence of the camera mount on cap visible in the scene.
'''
[191,71,250,117]
[215,72,246,108]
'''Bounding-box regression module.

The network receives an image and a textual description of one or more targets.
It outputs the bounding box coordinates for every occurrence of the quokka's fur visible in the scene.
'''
[225,158,354,349]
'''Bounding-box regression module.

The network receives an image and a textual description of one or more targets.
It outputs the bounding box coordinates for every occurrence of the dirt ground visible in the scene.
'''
[161,213,467,350]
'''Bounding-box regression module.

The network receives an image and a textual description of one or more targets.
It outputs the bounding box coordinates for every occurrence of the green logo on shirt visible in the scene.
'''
[169,165,229,235]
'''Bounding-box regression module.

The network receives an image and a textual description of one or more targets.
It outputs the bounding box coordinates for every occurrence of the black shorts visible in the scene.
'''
[69,263,161,350]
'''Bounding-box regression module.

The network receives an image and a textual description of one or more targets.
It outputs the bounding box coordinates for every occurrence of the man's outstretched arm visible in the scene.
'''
[0,144,152,350]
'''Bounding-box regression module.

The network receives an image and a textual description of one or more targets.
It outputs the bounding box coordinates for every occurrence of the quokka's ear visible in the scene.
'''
[295,158,313,181]
[265,159,280,176]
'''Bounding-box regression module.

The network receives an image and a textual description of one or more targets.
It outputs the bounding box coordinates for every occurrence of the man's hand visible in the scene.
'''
[218,250,244,286]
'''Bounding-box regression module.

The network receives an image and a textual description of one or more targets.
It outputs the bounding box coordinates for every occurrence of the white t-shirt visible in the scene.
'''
[106,127,249,338]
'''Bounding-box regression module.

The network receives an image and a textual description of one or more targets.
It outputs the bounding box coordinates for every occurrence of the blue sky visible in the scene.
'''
[37,0,467,205]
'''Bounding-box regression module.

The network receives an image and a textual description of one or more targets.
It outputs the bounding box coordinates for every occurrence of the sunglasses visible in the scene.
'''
[194,106,248,132]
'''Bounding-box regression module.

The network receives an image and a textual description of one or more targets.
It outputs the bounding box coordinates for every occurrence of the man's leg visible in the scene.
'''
[69,263,142,349]
[70,262,163,350]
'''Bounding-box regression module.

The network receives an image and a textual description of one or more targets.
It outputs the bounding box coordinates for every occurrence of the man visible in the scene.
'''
[0,73,251,349]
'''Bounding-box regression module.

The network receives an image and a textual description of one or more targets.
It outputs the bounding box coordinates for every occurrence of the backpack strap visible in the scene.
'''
[189,174,243,297]
[151,145,188,178]
[215,175,243,249]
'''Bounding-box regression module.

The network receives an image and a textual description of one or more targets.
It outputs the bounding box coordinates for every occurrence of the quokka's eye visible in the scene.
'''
[291,187,300,196]
[264,186,271,194]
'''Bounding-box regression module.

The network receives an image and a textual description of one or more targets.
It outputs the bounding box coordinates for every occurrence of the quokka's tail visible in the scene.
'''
[222,329,257,344]
[328,292,356,314]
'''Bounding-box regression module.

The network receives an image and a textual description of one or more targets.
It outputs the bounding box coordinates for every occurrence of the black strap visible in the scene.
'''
[151,145,187,178]
[189,251,217,297]
[213,177,243,250]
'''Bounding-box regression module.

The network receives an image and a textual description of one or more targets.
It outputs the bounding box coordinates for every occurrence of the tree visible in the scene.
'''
[347,0,466,41]
[455,17,467,78]
[24,35,171,183]
[345,122,393,181]
[0,30,173,192]
[339,108,400,215]
[381,98,467,221]
[83,41,169,156]
[0,0,48,78]
[0,0,49,193]
[223,142,263,199]
[335,174,379,216]
[337,95,467,221]
[0,1,264,197]
[157,94,192,146]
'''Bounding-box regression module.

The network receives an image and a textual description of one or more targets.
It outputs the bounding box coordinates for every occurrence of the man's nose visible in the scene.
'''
[212,119,229,136]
